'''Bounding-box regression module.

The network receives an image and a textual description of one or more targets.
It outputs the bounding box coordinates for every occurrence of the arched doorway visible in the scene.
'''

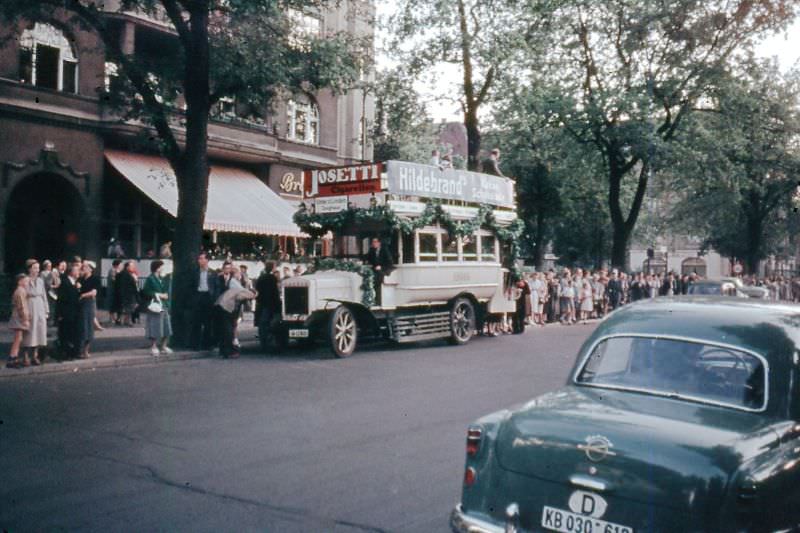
[682,257,707,277]
[4,172,84,274]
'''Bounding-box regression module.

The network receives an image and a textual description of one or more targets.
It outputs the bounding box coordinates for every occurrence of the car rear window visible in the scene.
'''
[576,336,766,411]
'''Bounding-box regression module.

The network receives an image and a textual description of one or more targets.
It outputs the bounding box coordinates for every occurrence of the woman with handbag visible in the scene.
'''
[142,260,172,356]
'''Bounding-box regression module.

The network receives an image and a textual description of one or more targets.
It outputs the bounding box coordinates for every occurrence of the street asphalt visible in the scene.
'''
[0,323,596,533]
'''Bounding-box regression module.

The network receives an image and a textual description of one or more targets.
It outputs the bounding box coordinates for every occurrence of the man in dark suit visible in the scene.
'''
[255,261,281,329]
[188,252,221,350]
[606,269,623,310]
[56,263,81,360]
[366,237,393,306]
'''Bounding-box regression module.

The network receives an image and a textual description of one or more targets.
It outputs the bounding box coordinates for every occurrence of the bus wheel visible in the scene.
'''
[330,306,357,358]
[449,298,475,345]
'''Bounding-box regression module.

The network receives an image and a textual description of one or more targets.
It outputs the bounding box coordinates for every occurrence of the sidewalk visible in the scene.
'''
[0,312,257,379]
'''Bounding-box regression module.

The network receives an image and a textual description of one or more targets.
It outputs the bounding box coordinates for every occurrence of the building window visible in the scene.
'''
[19,22,78,94]
[287,9,322,49]
[214,96,237,119]
[287,100,319,144]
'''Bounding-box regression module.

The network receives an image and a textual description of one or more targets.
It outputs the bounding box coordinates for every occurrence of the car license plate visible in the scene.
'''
[289,329,309,338]
[542,506,633,533]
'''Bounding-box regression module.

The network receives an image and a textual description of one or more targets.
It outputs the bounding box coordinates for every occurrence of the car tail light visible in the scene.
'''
[466,427,482,457]
[464,467,476,486]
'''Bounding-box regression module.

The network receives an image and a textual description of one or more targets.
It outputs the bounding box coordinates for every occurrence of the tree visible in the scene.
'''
[668,57,800,274]
[524,0,796,269]
[494,83,618,269]
[2,0,362,343]
[370,67,436,163]
[387,0,545,170]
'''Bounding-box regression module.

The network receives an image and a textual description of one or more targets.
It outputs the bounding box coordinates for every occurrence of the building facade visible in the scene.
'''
[0,2,375,274]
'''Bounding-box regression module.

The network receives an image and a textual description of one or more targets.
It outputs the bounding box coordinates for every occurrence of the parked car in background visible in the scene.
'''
[721,277,770,299]
[451,298,800,533]
[686,279,747,297]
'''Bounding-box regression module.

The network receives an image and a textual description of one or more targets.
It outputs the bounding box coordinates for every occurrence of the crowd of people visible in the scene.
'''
[6,251,800,368]
[4,251,306,368]
[513,268,800,329]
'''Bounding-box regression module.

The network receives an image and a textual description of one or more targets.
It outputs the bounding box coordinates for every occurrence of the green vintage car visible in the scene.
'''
[451,297,800,533]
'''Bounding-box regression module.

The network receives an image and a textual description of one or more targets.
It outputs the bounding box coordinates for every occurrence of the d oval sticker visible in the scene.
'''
[568,490,608,519]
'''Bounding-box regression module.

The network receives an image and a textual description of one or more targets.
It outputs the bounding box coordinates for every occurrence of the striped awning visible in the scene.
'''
[105,150,303,237]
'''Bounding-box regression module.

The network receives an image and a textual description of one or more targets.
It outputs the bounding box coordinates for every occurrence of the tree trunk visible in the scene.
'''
[610,225,629,271]
[744,197,763,276]
[171,8,211,346]
[532,210,546,270]
[465,106,481,171]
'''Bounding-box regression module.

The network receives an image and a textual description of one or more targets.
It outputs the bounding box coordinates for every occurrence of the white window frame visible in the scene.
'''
[477,230,498,263]
[415,229,441,263]
[287,99,320,145]
[460,233,478,262]
[20,22,78,93]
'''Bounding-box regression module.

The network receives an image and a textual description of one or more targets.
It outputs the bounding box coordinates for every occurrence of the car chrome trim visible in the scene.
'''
[450,504,504,533]
[569,474,608,492]
[572,333,770,413]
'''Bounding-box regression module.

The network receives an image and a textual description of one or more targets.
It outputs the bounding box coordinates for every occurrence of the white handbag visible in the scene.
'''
[147,294,163,314]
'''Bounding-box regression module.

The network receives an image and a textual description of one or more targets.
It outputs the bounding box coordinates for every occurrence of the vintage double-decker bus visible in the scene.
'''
[272,160,522,357]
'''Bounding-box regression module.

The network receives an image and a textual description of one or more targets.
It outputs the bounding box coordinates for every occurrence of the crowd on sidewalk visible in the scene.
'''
[3,252,299,369]
[7,251,800,369]
[515,267,800,328]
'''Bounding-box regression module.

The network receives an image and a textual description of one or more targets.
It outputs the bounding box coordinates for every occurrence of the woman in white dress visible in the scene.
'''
[22,259,48,365]
[580,279,594,323]
[528,272,543,325]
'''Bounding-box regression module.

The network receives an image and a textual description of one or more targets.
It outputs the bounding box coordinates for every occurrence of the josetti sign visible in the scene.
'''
[303,163,383,198]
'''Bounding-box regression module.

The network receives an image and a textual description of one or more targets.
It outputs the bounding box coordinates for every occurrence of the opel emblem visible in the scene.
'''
[577,435,616,462]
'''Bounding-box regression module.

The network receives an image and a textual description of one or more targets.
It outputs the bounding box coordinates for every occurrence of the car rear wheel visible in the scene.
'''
[329,306,357,358]
[449,298,475,345]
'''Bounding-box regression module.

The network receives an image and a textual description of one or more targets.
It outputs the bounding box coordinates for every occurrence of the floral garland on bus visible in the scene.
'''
[295,201,524,307]
[309,257,376,308]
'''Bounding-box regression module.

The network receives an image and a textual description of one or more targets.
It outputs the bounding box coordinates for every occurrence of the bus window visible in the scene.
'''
[461,235,477,261]
[441,232,459,262]
[480,234,497,262]
[418,232,439,262]
[401,231,415,264]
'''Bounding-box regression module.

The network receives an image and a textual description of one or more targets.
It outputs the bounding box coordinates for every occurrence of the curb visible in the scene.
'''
[0,349,213,379]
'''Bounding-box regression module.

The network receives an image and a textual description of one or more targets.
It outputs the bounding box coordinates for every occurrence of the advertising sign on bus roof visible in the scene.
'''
[384,161,514,208]
[303,163,383,198]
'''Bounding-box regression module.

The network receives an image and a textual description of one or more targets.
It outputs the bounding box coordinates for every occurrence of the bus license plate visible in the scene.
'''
[542,506,633,533]
[289,329,309,338]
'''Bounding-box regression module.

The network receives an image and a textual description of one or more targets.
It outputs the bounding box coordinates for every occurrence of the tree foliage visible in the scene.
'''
[370,67,436,163]
[386,0,544,169]
[668,57,800,273]
[516,0,797,268]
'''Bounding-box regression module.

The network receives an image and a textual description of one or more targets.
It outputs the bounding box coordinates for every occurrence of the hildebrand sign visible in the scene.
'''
[385,161,514,208]
[303,163,383,198]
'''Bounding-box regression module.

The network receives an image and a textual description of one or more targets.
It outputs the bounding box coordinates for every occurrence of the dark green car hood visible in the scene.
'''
[495,386,780,511]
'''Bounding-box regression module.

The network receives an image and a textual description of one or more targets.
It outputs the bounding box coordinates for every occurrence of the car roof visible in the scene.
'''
[590,297,800,367]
